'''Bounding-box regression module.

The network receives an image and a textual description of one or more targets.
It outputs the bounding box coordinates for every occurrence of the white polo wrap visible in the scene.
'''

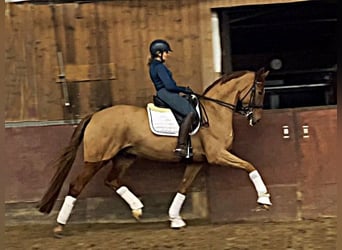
[168,192,186,219]
[116,186,144,210]
[56,195,77,225]
[249,170,267,195]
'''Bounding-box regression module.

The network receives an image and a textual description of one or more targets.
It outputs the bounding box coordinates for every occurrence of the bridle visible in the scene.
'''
[236,79,264,118]
[194,76,264,126]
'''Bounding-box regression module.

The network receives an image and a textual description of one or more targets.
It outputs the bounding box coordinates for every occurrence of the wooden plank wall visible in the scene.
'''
[5,0,304,122]
[5,0,203,122]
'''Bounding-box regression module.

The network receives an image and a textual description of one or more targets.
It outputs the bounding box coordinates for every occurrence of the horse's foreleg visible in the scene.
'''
[105,156,143,220]
[53,161,104,237]
[169,163,203,229]
[207,150,272,207]
[249,169,272,207]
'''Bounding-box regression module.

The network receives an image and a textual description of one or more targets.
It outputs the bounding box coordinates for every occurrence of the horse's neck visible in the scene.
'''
[202,89,236,129]
[202,74,253,133]
[206,83,239,105]
[206,73,253,103]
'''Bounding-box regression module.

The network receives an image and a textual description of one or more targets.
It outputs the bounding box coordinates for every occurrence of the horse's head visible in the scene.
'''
[200,68,269,127]
[238,68,269,126]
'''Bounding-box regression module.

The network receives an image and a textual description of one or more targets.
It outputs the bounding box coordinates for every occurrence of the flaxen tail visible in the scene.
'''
[37,113,93,214]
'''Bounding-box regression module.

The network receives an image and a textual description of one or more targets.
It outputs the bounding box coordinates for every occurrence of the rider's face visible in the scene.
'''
[158,51,170,61]
[163,51,170,61]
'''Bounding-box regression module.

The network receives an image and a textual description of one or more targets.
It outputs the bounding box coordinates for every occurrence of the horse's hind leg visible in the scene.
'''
[168,163,203,229]
[53,161,105,237]
[105,155,143,220]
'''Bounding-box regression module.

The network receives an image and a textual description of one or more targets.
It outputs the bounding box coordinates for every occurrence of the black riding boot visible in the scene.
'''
[174,112,195,157]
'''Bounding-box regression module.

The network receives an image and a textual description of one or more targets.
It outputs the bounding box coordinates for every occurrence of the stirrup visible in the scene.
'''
[174,147,187,157]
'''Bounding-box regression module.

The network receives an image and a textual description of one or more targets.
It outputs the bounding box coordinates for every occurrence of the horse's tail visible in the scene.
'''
[37,113,94,214]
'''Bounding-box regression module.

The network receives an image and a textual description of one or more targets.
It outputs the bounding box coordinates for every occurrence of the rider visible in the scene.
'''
[148,39,196,158]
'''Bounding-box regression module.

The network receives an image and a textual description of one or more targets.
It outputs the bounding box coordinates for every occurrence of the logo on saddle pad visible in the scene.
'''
[146,95,201,137]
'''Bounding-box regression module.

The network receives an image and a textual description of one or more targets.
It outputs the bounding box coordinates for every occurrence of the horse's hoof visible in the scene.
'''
[252,204,271,212]
[53,231,64,239]
[170,217,186,229]
[53,225,64,239]
[132,208,142,221]
[257,194,272,206]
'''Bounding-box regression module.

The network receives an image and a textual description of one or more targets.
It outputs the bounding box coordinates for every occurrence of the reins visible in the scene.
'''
[196,95,236,110]
[193,76,262,127]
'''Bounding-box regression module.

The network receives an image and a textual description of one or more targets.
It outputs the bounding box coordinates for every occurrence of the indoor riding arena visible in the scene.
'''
[5,0,337,249]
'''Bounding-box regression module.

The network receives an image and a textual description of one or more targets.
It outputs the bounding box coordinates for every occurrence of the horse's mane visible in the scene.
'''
[202,70,250,95]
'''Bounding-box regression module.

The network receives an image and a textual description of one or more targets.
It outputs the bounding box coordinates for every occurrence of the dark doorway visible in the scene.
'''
[217,1,337,109]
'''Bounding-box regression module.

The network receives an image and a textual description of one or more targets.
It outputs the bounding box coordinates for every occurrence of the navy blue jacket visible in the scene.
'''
[149,59,189,94]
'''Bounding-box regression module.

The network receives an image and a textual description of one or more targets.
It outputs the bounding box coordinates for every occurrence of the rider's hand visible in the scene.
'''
[185,87,194,94]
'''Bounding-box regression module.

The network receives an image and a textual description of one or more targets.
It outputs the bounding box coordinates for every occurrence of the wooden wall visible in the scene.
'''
[5,1,202,121]
[5,0,304,122]
[5,107,336,224]
[208,106,337,222]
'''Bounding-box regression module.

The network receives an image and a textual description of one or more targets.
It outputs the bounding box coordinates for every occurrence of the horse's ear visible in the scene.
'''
[256,67,266,77]
[256,67,267,81]
[262,70,270,78]
[258,67,270,78]
[256,67,269,83]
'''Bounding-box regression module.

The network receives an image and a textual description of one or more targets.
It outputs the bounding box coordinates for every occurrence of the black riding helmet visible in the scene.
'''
[149,39,172,56]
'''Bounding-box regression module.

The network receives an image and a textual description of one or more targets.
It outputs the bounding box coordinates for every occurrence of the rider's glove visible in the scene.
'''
[184,87,194,94]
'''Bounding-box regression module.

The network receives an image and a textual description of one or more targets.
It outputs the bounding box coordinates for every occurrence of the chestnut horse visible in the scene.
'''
[38,68,271,237]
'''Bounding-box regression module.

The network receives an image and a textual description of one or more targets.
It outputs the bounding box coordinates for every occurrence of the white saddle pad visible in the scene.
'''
[146,101,201,137]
